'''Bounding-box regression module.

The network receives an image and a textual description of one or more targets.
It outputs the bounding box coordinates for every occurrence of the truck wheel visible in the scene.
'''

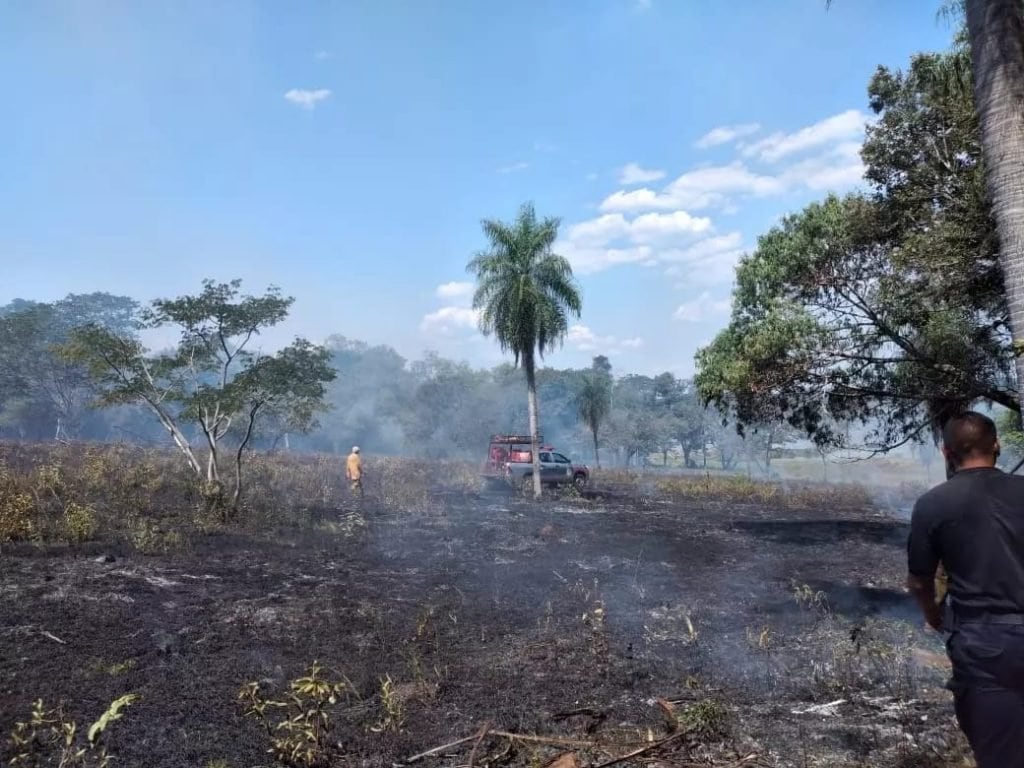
[573,473,588,490]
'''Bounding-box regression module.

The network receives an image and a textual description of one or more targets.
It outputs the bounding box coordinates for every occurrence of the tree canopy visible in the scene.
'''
[696,44,1012,450]
[62,280,335,514]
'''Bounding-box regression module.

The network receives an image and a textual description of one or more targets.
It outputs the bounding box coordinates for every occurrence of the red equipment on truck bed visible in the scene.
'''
[484,434,543,475]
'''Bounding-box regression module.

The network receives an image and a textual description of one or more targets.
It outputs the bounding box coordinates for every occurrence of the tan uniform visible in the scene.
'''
[346,452,363,495]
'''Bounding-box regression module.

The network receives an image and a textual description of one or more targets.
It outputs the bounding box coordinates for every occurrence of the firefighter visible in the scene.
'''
[906,411,1024,767]
[346,446,364,498]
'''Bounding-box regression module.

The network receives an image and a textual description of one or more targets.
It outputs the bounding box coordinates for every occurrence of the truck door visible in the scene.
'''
[538,451,556,480]
[553,453,573,481]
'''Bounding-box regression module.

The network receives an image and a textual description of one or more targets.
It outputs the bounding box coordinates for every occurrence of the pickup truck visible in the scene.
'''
[483,434,589,492]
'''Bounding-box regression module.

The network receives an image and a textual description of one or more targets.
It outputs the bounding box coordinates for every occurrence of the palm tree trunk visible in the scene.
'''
[967,0,1024,411]
[592,428,600,468]
[525,353,543,500]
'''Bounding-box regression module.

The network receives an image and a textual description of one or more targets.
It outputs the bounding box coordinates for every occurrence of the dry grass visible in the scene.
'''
[592,467,896,511]
[0,441,917,555]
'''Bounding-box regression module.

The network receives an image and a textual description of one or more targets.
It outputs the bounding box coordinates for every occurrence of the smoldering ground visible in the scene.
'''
[0,462,970,768]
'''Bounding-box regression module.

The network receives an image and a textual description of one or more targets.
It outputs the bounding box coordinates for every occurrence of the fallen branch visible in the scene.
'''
[490,731,597,749]
[402,735,477,764]
[467,721,491,768]
[591,731,686,768]
[39,630,68,645]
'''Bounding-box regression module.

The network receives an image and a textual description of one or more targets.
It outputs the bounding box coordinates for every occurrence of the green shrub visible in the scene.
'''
[63,502,99,543]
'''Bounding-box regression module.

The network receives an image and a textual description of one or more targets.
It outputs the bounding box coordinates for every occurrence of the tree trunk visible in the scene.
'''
[967,0,1024,411]
[525,354,543,500]
[592,428,600,468]
[142,396,203,476]
[232,403,261,515]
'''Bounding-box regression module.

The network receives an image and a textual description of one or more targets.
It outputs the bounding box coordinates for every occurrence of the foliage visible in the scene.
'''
[61,279,335,515]
[239,662,349,768]
[61,503,98,544]
[696,44,1012,449]
[574,365,611,467]
[468,202,582,498]
[0,293,138,440]
[6,695,137,768]
[0,471,38,542]
[678,699,731,740]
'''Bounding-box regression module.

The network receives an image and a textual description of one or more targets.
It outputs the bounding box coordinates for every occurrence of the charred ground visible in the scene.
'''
[0,446,968,767]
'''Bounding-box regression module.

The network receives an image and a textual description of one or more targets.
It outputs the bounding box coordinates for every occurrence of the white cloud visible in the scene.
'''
[743,109,868,162]
[497,161,529,174]
[629,210,712,242]
[568,324,644,353]
[559,243,654,274]
[779,140,864,190]
[662,233,745,288]
[566,210,709,245]
[284,88,332,109]
[695,123,761,149]
[600,162,782,213]
[674,292,732,322]
[420,306,480,335]
[436,281,474,301]
[599,188,679,213]
[619,162,666,185]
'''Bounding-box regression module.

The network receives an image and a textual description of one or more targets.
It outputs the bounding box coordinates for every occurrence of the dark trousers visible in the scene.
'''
[947,623,1024,768]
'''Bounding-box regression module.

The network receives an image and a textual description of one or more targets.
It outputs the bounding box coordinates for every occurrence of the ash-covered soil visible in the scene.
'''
[0,489,968,767]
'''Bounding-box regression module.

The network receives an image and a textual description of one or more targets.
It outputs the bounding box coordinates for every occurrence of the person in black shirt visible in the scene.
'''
[907,411,1024,768]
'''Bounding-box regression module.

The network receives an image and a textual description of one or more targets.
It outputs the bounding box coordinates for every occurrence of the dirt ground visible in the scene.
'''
[1,486,969,767]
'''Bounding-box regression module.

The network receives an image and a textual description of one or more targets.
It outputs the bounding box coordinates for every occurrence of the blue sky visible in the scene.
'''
[1,0,951,376]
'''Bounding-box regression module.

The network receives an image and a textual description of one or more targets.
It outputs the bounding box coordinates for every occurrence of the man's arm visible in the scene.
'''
[907,497,944,631]
[907,572,943,631]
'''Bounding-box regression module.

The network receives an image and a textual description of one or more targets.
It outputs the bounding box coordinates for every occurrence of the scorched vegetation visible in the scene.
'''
[1,443,969,767]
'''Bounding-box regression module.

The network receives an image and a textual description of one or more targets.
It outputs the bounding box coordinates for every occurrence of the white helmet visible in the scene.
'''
[352,446,360,454]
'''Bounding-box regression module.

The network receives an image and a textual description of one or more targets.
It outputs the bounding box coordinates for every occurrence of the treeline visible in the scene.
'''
[0,294,789,470]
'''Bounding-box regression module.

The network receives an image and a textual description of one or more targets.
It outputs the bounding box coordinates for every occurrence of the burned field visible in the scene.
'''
[1,460,969,767]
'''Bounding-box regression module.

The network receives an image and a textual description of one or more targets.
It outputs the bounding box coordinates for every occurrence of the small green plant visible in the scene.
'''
[105,659,137,676]
[63,503,99,543]
[7,695,138,768]
[791,580,829,614]
[373,675,405,733]
[0,471,38,542]
[239,662,349,768]
[678,699,730,740]
[130,519,184,555]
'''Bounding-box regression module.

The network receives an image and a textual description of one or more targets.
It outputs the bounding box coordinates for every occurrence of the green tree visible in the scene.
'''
[696,45,1014,450]
[62,280,335,516]
[467,202,582,498]
[965,0,1024,415]
[575,373,611,467]
[0,293,138,439]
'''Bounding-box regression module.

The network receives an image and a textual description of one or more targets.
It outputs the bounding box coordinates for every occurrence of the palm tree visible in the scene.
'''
[964,0,1024,414]
[467,202,582,499]
[576,373,611,468]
